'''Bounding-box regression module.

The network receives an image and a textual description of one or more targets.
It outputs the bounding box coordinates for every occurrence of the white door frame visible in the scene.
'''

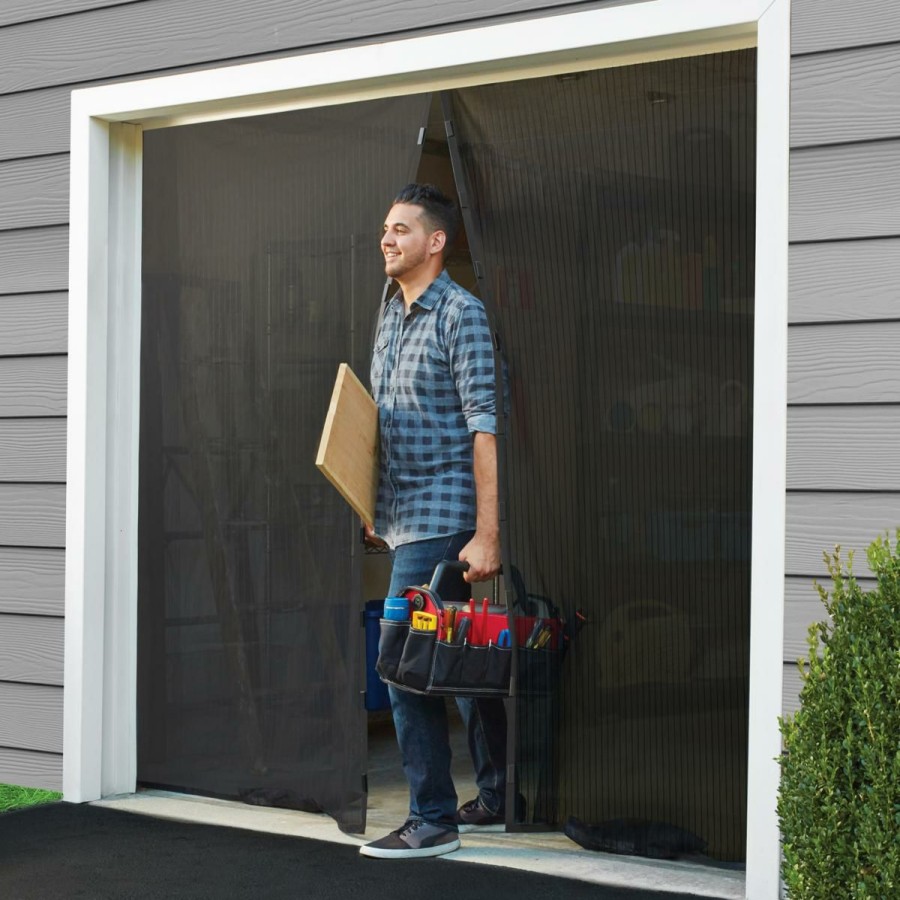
[64,2,789,896]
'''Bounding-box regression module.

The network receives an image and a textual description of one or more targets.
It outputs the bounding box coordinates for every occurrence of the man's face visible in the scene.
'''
[381,203,441,279]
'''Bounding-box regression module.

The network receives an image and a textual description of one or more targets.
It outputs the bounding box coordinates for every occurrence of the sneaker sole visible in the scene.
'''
[359,837,461,859]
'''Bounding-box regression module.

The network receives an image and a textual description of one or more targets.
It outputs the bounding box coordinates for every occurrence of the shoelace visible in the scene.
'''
[398,819,424,838]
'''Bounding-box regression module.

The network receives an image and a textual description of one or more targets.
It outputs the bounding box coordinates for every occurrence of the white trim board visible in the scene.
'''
[64,2,789,897]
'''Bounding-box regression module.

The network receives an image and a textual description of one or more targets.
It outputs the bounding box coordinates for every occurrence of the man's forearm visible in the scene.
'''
[473,431,499,539]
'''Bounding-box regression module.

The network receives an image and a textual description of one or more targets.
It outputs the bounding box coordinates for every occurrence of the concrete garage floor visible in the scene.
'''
[97,708,744,899]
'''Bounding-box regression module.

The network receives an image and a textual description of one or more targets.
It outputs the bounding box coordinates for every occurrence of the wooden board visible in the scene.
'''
[316,363,379,526]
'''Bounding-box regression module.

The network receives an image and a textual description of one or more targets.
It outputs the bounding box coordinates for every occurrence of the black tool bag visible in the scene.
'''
[375,561,563,698]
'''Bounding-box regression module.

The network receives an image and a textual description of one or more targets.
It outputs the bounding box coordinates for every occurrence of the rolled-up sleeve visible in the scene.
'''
[447,298,497,435]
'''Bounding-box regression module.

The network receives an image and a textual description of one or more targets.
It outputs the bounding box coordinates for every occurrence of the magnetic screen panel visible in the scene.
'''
[454,51,755,859]
[138,95,428,832]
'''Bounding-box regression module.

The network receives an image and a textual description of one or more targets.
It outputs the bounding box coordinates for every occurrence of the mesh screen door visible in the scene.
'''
[138,95,428,832]
[453,51,755,859]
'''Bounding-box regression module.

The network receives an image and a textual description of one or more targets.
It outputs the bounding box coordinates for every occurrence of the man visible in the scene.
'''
[359,184,507,859]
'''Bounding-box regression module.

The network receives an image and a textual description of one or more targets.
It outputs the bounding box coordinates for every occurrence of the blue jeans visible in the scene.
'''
[387,532,508,827]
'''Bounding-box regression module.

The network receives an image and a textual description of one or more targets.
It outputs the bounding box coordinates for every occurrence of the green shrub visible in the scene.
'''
[778,537,900,899]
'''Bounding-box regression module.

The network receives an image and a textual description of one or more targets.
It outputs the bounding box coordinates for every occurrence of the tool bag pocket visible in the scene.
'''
[428,642,511,695]
[376,619,410,684]
[395,628,437,692]
[517,647,561,696]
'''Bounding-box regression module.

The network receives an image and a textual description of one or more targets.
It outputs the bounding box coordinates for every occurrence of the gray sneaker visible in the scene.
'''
[455,797,505,833]
[359,819,461,859]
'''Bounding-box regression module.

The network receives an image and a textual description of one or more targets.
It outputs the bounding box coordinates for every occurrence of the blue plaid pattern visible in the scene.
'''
[371,270,497,548]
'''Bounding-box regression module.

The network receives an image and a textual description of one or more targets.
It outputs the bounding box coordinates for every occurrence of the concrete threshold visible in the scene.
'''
[94,791,745,899]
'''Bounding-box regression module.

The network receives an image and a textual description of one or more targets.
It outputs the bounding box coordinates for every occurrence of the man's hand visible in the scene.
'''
[458,530,501,583]
[363,522,387,550]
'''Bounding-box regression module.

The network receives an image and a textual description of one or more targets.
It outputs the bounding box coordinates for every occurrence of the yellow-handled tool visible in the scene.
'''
[412,611,438,632]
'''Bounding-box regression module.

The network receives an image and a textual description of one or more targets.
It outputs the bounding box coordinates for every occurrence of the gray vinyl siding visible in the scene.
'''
[0,0,641,795]
[784,0,900,716]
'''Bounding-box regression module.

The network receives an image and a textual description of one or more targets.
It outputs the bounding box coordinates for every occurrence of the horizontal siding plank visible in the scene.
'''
[0,86,71,163]
[0,419,66,482]
[0,0,143,28]
[784,575,877,661]
[782,664,803,718]
[0,227,68,295]
[0,682,62,753]
[790,141,900,243]
[792,44,900,148]
[787,405,900,490]
[0,356,67,417]
[0,484,65,547]
[786,492,900,577]
[0,156,68,232]
[0,292,67,355]
[788,322,900,404]
[793,0,900,56]
[0,0,588,95]
[0,746,61,791]
[789,239,900,323]
[0,615,64,685]
[0,547,64,616]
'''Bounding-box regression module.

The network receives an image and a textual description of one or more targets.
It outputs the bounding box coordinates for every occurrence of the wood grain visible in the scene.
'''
[792,43,900,148]
[0,356,67,417]
[790,141,900,243]
[0,484,65,547]
[0,226,68,294]
[0,0,143,28]
[0,86,71,162]
[786,492,900,576]
[787,405,900,490]
[0,419,66,482]
[0,155,68,232]
[0,293,67,355]
[0,0,589,95]
[789,239,900,323]
[0,746,61,791]
[0,547,65,616]
[0,615,64,685]
[316,363,378,526]
[788,322,900,404]
[793,0,900,56]
[0,682,62,753]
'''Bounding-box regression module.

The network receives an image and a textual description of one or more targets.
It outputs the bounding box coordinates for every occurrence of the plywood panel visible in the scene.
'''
[0,746,61,791]
[0,484,65,547]
[0,356,67,417]
[0,615,64,685]
[0,683,62,753]
[790,141,900,242]
[787,405,900,490]
[0,418,66,482]
[785,492,900,576]
[0,155,68,232]
[783,575,877,660]
[0,293,67,356]
[792,44,900,148]
[0,0,591,94]
[0,547,65,616]
[0,0,143,28]
[793,0,900,55]
[788,322,900,404]
[0,227,68,294]
[789,239,900,323]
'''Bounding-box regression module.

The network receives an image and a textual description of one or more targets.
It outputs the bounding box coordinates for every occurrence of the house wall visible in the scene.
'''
[783,0,900,714]
[0,0,641,792]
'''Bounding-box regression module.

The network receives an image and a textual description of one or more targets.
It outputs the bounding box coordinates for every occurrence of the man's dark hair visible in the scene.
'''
[392,183,461,252]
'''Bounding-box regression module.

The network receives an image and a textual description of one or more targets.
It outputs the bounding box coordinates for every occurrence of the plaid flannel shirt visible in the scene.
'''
[371,270,497,549]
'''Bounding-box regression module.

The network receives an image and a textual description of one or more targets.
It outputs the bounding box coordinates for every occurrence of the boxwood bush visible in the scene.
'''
[778,537,900,898]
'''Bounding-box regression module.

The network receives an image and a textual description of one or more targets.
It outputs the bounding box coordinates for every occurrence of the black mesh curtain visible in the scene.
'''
[138,95,428,832]
[454,51,755,859]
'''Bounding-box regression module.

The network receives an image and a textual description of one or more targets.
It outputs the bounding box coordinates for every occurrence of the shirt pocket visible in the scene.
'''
[371,336,390,384]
